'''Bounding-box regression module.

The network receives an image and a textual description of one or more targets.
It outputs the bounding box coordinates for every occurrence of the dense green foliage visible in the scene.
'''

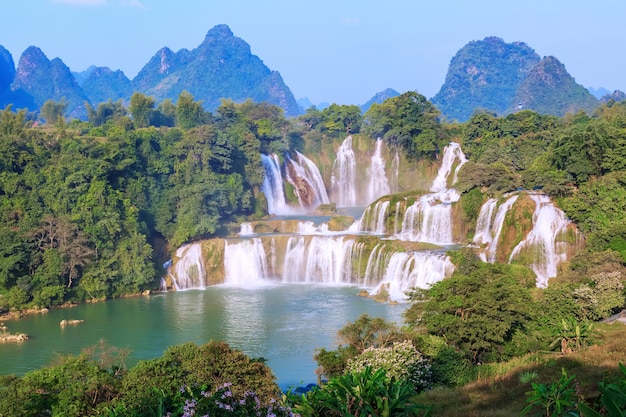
[0,95,293,312]
[0,340,284,417]
[2,79,626,415]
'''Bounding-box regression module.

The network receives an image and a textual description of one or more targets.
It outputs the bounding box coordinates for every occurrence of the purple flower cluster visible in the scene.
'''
[166,382,298,417]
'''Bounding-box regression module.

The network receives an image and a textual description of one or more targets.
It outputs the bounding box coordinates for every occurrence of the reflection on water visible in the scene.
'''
[0,285,405,388]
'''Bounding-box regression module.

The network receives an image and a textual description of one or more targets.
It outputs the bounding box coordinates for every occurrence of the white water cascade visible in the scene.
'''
[331,136,357,206]
[239,222,254,236]
[430,142,467,193]
[391,149,400,194]
[508,194,573,288]
[473,195,519,262]
[396,193,457,244]
[285,151,330,209]
[395,142,466,245]
[363,245,455,301]
[367,138,391,203]
[358,200,390,234]
[224,239,271,287]
[282,236,358,284]
[172,243,206,289]
[261,153,290,215]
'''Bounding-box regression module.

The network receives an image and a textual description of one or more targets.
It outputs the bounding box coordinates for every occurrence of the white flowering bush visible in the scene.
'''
[345,340,432,391]
[573,271,625,320]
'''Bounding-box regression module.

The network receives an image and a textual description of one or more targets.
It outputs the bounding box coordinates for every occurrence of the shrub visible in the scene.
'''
[345,340,432,392]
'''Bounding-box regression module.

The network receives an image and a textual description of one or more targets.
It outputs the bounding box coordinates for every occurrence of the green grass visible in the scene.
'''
[415,322,626,416]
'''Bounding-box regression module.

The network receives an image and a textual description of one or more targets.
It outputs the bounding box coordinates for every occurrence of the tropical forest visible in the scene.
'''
[0,83,624,416]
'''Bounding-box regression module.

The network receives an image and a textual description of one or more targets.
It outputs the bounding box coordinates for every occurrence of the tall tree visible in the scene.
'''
[128,92,155,129]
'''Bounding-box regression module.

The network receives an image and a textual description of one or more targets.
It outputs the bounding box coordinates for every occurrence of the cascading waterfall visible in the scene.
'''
[285,151,330,209]
[363,245,455,302]
[239,222,254,236]
[358,200,390,234]
[172,243,206,289]
[224,239,270,287]
[508,194,573,288]
[430,142,468,193]
[261,153,290,214]
[394,142,467,245]
[168,138,585,306]
[473,195,519,262]
[282,236,357,284]
[391,149,400,194]
[331,136,357,206]
[396,193,458,244]
[297,221,330,234]
[366,138,390,203]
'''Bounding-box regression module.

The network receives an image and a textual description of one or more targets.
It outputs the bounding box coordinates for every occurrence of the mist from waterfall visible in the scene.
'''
[331,136,357,206]
[367,138,390,203]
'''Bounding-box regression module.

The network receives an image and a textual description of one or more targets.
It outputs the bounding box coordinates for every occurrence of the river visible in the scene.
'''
[0,284,405,389]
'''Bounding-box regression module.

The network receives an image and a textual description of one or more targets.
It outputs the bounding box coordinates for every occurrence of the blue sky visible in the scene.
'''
[1,0,624,106]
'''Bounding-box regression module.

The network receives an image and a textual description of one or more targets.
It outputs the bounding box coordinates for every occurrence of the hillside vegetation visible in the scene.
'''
[1,90,626,415]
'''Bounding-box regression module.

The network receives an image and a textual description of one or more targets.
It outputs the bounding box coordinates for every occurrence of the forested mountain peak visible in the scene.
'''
[431,36,541,122]
[360,88,400,112]
[511,55,599,116]
[131,24,300,116]
[80,66,133,106]
[11,46,88,119]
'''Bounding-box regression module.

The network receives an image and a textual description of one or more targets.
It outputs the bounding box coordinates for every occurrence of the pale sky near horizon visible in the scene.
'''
[1,0,624,106]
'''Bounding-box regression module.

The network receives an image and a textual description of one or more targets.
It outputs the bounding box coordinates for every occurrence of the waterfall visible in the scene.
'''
[261,153,290,214]
[391,149,400,194]
[364,248,455,302]
[173,243,206,289]
[391,142,466,245]
[282,236,357,284]
[473,195,519,262]
[239,222,254,236]
[224,239,270,287]
[358,200,390,234]
[396,192,459,245]
[297,221,330,234]
[366,138,390,203]
[473,198,498,246]
[508,194,573,287]
[430,142,467,193]
[331,136,357,207]
[285,151,330,209]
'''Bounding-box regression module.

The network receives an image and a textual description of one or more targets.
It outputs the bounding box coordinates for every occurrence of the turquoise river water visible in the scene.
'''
[0,284,405,389]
